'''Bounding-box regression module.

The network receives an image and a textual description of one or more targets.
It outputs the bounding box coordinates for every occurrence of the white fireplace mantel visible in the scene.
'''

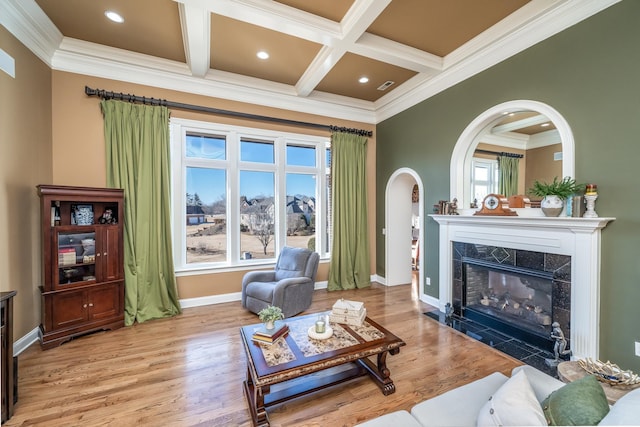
[430,213,615,360]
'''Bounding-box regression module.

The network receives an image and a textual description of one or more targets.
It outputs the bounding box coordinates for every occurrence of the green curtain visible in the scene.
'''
[328,131,370,291]
[101,100,181,325]
[498,156,519,197]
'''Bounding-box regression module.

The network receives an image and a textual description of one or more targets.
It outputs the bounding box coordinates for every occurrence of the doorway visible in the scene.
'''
[385,168,424,300]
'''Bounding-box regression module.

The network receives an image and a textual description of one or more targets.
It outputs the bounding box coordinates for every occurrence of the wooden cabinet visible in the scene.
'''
[38,185,125,350]
[1,290,17,424]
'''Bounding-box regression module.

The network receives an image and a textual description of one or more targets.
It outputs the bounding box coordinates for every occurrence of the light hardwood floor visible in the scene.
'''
[6,283,522,426]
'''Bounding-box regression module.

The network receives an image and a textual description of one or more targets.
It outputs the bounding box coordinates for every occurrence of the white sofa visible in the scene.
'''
[356,365,640,426]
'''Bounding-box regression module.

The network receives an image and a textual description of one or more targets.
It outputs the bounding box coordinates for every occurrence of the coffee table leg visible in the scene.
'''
[243,367,270,427]
[357,350,397,395]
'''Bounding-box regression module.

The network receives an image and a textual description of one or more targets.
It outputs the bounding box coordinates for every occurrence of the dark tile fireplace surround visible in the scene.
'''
[427,242,572,377]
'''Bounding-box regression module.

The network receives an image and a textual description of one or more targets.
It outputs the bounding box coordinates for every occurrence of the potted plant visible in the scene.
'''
[529,176,581,217]
[258,305,284,330]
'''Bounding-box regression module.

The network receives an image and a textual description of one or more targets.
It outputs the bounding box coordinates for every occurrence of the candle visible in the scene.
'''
[585,184,597,195]
[315,319,325,334]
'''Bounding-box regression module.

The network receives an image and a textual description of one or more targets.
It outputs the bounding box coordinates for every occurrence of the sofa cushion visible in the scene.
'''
[542,374,610,426]
[410,372,508,427]
[598,387,640,426]
[355,410,423,427]
[477,370,547,426]
[511,365,564,403]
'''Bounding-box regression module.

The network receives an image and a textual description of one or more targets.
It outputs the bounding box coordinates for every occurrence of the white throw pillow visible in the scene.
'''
[477,370,548,427]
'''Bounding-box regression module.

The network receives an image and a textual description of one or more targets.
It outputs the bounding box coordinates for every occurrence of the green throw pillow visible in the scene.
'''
[541,375,610,426]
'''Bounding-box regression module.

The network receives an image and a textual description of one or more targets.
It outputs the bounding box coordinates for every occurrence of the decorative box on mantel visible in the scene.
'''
[429,214,615,362]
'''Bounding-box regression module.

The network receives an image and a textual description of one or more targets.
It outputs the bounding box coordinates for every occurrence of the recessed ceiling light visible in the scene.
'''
[359,76,369,84]
[257,51,269,60]
[105,10,124,23]
[541,122,550,127]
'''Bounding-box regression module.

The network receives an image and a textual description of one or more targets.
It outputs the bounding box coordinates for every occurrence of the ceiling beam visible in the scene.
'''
[492,114,550,134]
[177,0,342,45]
[295,0,391,97]
[178,3,210,78]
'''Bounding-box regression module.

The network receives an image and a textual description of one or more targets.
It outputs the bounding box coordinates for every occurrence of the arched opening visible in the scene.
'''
[385,168,424,299]
[450,100,575,207]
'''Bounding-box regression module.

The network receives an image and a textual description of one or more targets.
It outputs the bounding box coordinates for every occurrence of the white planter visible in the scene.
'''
[264,320,275,330]
[541,195,564,217]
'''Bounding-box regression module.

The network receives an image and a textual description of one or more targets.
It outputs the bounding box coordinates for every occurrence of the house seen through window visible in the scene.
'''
[171,119,330,272]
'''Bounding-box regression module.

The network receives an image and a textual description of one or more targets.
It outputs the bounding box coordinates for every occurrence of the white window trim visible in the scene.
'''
[471,157,499,200]
[170,118,330,275]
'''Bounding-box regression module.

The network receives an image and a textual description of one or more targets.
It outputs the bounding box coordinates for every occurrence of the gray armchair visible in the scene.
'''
[241,246,320,318]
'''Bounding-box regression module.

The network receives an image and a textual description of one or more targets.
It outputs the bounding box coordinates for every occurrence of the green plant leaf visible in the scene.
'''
[528,176,583,199]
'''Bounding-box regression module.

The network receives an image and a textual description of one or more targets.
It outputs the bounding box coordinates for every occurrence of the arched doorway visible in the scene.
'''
[385,168,424,299]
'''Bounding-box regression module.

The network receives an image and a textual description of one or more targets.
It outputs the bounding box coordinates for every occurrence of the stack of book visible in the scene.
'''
[329,299,366,326]
[252,321,289,345]
[58,247,76,266]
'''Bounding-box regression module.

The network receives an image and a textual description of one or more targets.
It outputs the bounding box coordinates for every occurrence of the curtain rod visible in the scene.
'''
[475,149,524,159]
[84,86,373,137]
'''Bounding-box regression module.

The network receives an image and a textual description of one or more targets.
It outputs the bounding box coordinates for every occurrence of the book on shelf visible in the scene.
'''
[252,324,289,343]
[58,247,76,266]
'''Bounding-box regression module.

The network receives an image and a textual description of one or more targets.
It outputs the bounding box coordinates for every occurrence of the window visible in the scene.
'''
[171,119,330,272]
[471,158,498,202]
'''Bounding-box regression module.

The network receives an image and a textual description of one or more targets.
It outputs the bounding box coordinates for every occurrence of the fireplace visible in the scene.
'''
[430,214,614,360]
[453,243,571,352]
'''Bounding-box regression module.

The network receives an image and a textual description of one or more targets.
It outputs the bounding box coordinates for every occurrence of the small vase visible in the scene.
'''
[541,195,564,217]
[264,320,275,330]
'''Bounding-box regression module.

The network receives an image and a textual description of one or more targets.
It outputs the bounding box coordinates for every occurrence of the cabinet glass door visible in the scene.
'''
[57,231,97,286]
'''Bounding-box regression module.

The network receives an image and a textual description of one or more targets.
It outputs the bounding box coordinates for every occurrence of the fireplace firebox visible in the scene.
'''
[453,242,571,353]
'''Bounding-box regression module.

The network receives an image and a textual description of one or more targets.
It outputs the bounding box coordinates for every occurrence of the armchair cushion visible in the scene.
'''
[274,248,314,281]
[241,246,319,318]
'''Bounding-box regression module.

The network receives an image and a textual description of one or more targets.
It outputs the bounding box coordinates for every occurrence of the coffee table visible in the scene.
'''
[240,311,406,427]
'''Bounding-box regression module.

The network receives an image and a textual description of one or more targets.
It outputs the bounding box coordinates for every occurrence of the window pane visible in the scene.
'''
[475,185,488,201]
[186,167,227,263]
[285,173,316,249]
[241,139,274,163]
[286,145,316,167]
[186,134,225,159]
[240,171,275,259]
[474,166,488,181]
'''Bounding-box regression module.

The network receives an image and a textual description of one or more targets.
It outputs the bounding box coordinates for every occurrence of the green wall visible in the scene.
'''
[377,0,640,371]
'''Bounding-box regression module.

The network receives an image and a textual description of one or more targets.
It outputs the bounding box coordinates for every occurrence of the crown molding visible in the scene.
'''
[0,0,61,66]
[527,129,562,149]
[3,0,621,125]
[374,0,622,122]
[480,132,529,150]
[52,39,377,124]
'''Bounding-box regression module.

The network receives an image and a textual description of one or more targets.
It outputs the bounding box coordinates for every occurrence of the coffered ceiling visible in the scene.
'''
[1,0,619,123]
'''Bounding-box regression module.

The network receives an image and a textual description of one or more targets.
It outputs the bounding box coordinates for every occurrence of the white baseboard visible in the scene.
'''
[14,327,40,356]
[373,274,386,285]
[178,292,242,309]
[178,280,329,309]
[421,294,440,309]
[315,280,328,290]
